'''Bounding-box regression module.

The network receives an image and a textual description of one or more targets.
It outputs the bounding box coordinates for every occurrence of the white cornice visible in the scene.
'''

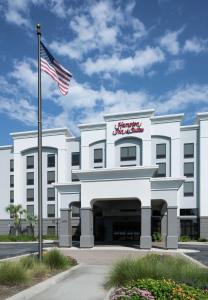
[151,114,184,124]
[0,145,13,150]
[180,125,199,131]
[151,177,185,190]
[72,166,158,182]
[79,123,106,131]
[196,112,208,123]
[104,109,155,121]
[10,128,72,139]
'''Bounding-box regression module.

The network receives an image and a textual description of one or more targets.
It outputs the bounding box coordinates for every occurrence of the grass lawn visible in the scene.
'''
[0,249,77,300]
[107,254,208,300]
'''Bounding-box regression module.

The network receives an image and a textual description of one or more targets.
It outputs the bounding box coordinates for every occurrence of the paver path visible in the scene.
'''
[30,264,109,300]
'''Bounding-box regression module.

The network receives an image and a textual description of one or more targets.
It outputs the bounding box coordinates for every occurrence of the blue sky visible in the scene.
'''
[0,0,208,145]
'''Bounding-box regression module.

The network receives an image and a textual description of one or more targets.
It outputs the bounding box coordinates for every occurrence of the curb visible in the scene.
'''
[181,252,208,268]
[0,240,55,244]
[6,264,81,300]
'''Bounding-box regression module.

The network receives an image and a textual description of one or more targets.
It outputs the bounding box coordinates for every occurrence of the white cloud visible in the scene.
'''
[183,37,208,54]
[167,59,185,74]
[50,0,147,60]
[82,47,165,75]
[159,28,184,55]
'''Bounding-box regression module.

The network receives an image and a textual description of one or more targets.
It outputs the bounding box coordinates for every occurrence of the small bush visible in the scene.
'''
[179,235,191,242]
[198,238,207,242]
[124,279,208,300]
[0,262,28,285]
[20,255,39,269]
[43,249,76,270]
[152,232,162,242]
[106,254,208,289]
[0,235,36,242]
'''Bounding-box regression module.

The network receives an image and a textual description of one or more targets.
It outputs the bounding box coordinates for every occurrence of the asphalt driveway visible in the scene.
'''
[179,243,208,266]
[0,243,54,259]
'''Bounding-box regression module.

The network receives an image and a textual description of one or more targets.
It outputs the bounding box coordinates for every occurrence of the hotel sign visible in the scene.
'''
[112,121,144,136]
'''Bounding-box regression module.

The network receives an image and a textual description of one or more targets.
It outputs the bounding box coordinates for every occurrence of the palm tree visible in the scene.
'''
[25,213,38,237]
[5,204,24,236]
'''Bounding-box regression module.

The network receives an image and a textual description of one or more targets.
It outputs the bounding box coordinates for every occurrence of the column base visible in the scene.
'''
[166,236,178,249]
[59,235,72,247]
[80,235,94,248]
[140,236,152,249]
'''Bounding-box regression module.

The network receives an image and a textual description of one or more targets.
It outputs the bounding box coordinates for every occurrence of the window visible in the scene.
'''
[27,172,34,185]
[94,148,103,163]
[10,159,14,172]
[156,144,166,159]
[72,152,80,166]
[27,189,34,201]
[10,175,14,187]
[47,171,55,184]
[180,209,198,216]
[120,146,136,161]
[27,205,34,216]
[72,174,79,182]
[71,203,80,217]
[47,154,55,168]
[27,156,34,169]
[184,162,194,177]
[47,226,56,236]
[47,204,55,217]
[184,143,194,158]
[155,163,166,177]
[10,190,14,203]
[184,182,194,196]
[47,188,55,201]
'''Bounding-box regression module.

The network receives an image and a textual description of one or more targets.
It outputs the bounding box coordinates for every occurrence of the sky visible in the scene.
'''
[0,0,208,145]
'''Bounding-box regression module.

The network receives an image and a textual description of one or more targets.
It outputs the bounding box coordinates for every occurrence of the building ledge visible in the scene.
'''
[10,128,72,139]
[151,177,185,190]
[151,114,184,124]
[72,166,158,182]
[104,109,155,122]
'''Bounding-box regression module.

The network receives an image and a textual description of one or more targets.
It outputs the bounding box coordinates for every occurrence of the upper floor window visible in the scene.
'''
[47,154,55,168]
[72,152,80,166]
[156,144,166,159]
[47,171,55,184]
[10,175,14,187]
[47,188,55,201]
[27,205,34,216]
[27,172,34,185]
[120,146,136,161]
[184,162,194,177]
[10,190,14,203]
[47,204,55,218]
[184,181,194,197]
[27,156,34,169]
[27,189,34,202]
[94,148,103,163]
[155,163,166,177]
[184,143,194,158]
[10,159,14,172]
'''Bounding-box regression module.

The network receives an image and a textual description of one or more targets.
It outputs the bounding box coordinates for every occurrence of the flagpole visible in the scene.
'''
[36,24,43,261]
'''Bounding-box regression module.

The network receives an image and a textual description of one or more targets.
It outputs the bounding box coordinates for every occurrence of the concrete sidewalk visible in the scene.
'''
[30,264,109,300]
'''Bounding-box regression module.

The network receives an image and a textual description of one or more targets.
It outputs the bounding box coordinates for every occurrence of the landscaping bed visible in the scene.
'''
[0,234,58,242]
[0,249,77,300]
[106,254,208,300]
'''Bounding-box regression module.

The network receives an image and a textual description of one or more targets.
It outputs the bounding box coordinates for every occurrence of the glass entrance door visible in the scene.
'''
[113,222,140,241]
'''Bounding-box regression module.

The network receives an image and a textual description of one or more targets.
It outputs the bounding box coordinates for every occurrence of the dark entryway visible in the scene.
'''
[93,199,141,244]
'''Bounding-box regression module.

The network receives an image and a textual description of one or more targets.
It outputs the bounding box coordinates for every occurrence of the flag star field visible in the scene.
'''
[0,0,208,145]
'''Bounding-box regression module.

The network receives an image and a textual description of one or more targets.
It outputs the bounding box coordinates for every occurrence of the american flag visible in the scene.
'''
[40,41,72,95]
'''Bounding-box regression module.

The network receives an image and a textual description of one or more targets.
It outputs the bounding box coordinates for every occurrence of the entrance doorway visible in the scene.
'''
[93,199,141,244]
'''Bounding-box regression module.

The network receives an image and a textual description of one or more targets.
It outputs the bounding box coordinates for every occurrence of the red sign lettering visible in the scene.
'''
[112,121,144,136]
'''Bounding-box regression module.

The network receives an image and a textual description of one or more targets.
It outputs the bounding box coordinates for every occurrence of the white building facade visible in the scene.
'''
[0,109,208,249]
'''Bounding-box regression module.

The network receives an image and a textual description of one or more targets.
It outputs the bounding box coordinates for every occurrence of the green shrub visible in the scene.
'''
[106,254,208,289]
[43,249,76,270]
[179,235,191,242]
[152,232,162,242]
[20,255,39,269]
[125,279,208,300]
[198,238,207,242]
[43,235,58,240]
[0,262,28,285]
[0,235,36,242]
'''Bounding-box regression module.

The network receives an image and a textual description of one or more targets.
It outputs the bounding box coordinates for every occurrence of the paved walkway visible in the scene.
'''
[30,265,109,300]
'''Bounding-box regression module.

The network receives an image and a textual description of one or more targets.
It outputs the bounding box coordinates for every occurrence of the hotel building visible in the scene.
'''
[0,109,208,249]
